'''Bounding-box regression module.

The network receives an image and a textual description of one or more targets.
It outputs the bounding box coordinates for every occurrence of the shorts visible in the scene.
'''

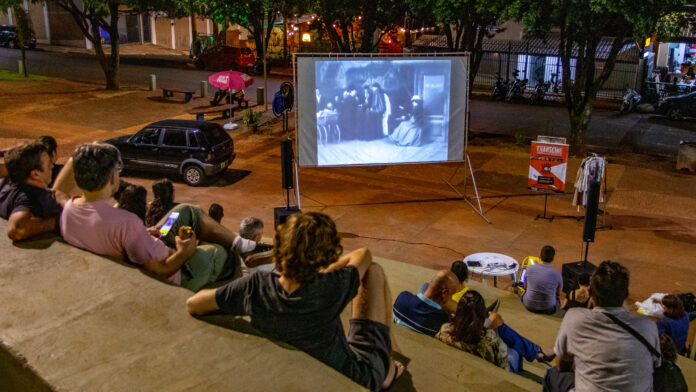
[157,203,204,248]
[345,318,391,391]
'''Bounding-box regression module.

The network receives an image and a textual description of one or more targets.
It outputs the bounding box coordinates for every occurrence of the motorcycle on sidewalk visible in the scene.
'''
[505,70,528,103]
[620,87,642,114]
[492,73,509,101]
[529,78,550,105]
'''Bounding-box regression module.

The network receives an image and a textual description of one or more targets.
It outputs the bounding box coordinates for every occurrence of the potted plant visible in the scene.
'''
[242,109,262,132]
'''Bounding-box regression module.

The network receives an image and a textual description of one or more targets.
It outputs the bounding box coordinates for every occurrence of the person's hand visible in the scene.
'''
[487,312,504,329]
[175,231,197,256]
[147,226,161,238]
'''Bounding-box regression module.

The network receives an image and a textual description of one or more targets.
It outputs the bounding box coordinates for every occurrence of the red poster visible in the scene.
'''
[528,141,569,193]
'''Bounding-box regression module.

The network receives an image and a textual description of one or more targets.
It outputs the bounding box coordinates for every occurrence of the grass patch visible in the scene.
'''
[0,69,48,82]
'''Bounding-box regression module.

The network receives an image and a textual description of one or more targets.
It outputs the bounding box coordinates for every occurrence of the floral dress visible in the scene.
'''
[436,322,508,370]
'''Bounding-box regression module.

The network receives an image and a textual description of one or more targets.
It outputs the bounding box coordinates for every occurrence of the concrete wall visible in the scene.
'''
[154,17,172,49]
[27,2,48,43]
[494,21,524,41]
[194,16,208,37]
[46,2,84,47]
[174,17,189,50]
[1,9,11,25]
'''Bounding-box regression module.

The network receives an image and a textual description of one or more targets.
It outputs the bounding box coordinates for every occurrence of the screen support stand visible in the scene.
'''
[445,153,490,224]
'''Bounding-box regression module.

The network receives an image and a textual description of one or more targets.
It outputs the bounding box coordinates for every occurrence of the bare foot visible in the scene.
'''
[381,360,405,390]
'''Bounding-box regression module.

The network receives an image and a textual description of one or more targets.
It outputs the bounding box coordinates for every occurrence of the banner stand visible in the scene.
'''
[535,193,555,221]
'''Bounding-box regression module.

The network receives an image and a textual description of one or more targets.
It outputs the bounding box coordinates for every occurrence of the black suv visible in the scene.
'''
[105,120,235,186]
[0,25,37,49]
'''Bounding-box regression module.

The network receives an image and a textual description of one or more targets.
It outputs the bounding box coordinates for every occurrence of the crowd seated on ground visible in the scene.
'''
[1,138,693,391]
[521,245,563,315]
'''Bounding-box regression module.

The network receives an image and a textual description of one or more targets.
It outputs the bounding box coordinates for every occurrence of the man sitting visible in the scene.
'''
[522,245,563,314]
[238,216,274,274]
[549,260,661,391]
[393,270,460,336]
[0,142,70,240]
[419,260,469,302]
[60,142,248,291]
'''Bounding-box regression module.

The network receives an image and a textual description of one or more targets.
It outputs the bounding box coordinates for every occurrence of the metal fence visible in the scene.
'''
[473,51,640,100]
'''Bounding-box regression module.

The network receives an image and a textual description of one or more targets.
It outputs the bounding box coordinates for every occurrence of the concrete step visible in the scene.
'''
[1,218,693,391]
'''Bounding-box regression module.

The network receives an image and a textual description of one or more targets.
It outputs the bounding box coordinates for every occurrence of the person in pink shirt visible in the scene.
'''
[60,143,250,291]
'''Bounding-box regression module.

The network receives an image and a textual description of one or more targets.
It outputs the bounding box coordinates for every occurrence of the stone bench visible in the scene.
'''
[1,219,693,391]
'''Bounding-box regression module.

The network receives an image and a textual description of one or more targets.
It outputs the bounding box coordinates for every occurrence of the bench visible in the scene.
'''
[187,105,234,121]
[210,89,250,109]
[162,86,195,103]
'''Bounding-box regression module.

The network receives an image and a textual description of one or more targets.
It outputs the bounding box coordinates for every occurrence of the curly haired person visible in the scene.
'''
[186,212,405,391]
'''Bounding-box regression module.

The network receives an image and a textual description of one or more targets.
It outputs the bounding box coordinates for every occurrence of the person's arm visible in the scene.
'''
[323,247,372,279]
[7,210,57,241]
[186,288,219,315]
[51,158,78,205]
[141,233,198,278]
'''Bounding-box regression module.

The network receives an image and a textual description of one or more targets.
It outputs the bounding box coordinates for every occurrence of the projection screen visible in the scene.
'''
[296,55,468,167]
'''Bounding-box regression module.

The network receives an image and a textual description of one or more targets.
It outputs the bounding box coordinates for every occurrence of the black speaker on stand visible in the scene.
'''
[562,180,600,293]
[274,140,301,227]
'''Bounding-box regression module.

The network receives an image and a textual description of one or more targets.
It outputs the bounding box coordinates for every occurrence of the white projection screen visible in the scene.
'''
[296,55,469,167]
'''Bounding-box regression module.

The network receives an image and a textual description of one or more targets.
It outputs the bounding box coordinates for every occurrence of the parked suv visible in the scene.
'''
[193,46,256,72]
[0,25,37,49]
[657,90,696,120]
[105,120,235,186]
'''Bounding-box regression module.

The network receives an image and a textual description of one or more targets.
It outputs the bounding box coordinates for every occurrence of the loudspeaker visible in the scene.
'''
[274,206,301,228]
[562,261,597,294]
[582,180,601,242]
[281,140,294,189]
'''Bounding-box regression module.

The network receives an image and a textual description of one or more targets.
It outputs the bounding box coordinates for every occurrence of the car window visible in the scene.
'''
[131,128,161,145]
[187,130,200,148]
[201,125,230,146]
[162,128,188,147]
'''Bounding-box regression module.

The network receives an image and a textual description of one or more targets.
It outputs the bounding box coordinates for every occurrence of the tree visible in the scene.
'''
[0,1,33,77]
[408,0,511,83]
[312,0,405,53]
[44,0,123,89]
[513,0,688,154]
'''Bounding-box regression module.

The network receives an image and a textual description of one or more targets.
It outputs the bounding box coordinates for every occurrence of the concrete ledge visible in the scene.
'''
[2,219,692,391]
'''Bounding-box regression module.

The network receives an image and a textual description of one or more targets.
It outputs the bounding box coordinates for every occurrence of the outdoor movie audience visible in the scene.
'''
[38,135,63,188]
[418,260,470,302]
[236,216,274,274]
[186,212,405,391]
[116,184,147,224]
[522,245,563,314]
[393,269,460,335]
[657,294,690,356]
[0,141,71,241]
[58,142,250,291]
[145,178,177,227]
[654,334,688,392]
[548,260,660,391]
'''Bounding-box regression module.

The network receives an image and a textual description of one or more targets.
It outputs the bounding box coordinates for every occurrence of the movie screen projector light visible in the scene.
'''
[295,55,468,167]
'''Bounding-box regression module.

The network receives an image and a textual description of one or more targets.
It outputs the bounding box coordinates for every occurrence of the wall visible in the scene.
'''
[1,8,11,25]
[27,2,47,43]
[154,17,172,49]
[494,21,523,41]
[174,17,189,50]
[46,2,84,47]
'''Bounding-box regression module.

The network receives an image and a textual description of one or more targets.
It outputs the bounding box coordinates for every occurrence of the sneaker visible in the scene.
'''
[486,299,500,314]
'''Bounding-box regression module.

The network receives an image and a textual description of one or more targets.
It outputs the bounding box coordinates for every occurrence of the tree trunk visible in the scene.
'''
[282,18,288,65]
[568,101,592,155]
[191,13,198,41]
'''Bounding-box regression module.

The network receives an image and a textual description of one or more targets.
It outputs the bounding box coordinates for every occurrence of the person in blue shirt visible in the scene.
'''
[393,270,460,336]
[657,294,690,355]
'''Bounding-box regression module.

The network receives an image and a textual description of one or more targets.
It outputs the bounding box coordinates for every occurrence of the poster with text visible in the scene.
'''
[528,141,569,193]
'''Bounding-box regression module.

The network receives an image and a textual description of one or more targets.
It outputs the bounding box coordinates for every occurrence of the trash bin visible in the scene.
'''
[677,141,696,172]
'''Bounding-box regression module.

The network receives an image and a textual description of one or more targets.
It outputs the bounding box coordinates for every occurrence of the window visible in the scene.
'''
[132,128,161,145]
[162,128,187,147]
[187,130,200,148]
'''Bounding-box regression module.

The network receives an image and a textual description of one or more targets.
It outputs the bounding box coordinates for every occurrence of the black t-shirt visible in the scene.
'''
[216,266,360,367]
[0,178,62,220]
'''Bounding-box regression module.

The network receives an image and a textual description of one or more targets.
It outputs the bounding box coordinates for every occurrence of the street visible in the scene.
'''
[0,47,284,95]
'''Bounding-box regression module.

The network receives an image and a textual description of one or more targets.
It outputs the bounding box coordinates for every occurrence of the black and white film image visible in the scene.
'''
[314,59,451,166]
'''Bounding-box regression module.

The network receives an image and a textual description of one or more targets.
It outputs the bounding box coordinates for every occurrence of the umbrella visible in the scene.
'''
[208,70,254,90]
[208,71,254,129]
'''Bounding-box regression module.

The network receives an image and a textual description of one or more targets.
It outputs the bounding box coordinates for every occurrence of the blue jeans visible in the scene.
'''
[496,323,540,373]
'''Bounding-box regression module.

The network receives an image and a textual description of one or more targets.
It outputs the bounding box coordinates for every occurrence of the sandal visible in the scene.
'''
[381,360,405,391]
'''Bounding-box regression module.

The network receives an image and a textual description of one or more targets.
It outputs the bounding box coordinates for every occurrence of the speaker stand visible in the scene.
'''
[535,193,555,221]
[445,153,491,224]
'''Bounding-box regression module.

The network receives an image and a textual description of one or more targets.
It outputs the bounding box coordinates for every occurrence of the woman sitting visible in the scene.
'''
[561,273,591,310]
[657,294,690,355]
[389,96,426,147]
[436,290,553,373]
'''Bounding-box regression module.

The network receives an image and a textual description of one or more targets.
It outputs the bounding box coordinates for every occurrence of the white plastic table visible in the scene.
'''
[463,252,519,288]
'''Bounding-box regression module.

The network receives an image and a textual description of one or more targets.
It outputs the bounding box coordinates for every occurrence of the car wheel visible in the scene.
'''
[668,107,683,120]
[183,165,205,186]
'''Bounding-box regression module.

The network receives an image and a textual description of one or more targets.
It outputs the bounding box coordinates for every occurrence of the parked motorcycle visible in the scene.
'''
[529,78,550,105]
[505,70,528,102]
[620,87,642,114]
[492,73,508,101]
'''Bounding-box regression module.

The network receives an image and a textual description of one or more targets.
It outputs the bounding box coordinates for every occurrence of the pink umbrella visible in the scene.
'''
[208,71,254,130]
[208,71,254,90]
